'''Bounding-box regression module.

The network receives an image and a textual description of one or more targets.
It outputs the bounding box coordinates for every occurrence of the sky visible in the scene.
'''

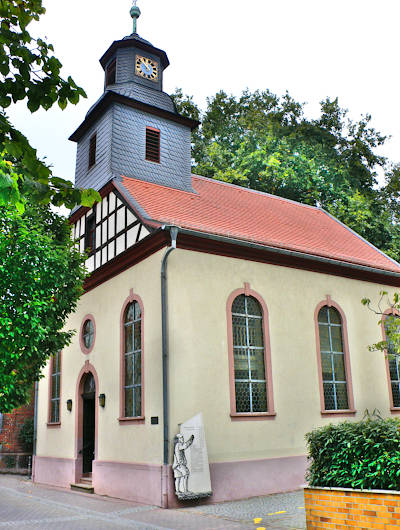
[7,0,400,184]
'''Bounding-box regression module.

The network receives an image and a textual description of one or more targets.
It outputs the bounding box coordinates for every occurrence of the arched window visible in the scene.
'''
[317,305,351,411]
[48,351,61,425]
[383,313,400,409]
[123,301,142,418]
[231,294,268,413]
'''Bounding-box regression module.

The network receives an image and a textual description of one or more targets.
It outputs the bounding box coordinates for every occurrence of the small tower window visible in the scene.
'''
[105,59,116,87]
[146,127,160,163]
[85,214,96,254]
[88,133,97,169]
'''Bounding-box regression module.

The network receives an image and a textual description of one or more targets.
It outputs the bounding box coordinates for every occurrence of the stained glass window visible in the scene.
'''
[318,306,349,410]
[385,314,400,407]
[124,301,142,417]
[50,351,61,423]
[232,295,267,413]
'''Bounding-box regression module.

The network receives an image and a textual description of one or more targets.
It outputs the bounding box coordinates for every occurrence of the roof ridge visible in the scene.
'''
[122,175,199,197]
[191,174,321,212]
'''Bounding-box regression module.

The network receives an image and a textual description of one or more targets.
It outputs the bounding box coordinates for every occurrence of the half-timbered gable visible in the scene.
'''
[72,188,150,273]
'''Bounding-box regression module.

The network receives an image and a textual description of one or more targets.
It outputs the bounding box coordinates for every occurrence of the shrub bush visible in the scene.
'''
[18,418,34,453]
[3,455,16,469]
[306,417,400,491]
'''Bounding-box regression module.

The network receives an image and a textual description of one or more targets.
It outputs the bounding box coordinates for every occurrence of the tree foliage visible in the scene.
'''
[0,203,86,411]
[172,88,400,261]
[362,291,400,354]
[0,0,100,211]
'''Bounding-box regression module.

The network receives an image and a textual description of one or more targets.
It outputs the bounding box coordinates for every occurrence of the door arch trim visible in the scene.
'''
[75,361,99,470]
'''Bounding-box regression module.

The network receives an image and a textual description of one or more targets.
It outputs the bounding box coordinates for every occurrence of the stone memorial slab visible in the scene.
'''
[173,412,212,500]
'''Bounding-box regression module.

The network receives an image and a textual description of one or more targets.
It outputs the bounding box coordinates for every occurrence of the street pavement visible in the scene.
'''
[0,475,306,529]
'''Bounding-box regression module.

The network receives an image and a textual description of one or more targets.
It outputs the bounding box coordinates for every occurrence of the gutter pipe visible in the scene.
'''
[161,225,178,509]
[31,381,39,481]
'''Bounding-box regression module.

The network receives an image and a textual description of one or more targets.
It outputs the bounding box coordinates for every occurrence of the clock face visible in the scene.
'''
[135,55,159,81]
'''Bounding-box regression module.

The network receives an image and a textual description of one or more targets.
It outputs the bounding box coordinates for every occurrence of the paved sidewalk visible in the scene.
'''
[0,475,306,529]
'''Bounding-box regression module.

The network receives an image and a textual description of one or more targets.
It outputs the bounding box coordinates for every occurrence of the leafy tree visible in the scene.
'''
[0,0,99,211]
[172,89,400,261]
[0,202,86,412]
[362,291,400,355]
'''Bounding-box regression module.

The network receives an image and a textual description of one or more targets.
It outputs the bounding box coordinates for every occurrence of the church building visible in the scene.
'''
[33,5,400,508]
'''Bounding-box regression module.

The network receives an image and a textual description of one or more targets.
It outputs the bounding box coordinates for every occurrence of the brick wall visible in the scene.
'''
[304,486,400,529]
[0,391,34,454]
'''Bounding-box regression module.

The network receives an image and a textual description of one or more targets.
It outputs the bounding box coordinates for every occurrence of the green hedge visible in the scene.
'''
[306,418,400,491]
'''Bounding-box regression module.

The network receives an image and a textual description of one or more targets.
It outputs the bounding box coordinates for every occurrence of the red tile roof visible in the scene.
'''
[120,174,400,274]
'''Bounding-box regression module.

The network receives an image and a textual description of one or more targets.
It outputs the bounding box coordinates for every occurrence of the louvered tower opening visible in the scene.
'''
[145,128,160,163]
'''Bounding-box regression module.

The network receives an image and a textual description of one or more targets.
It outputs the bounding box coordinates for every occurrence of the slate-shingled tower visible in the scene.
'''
[69,6,198,193]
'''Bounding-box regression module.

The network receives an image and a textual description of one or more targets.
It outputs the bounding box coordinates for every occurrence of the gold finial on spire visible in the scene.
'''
[130,0,141,34]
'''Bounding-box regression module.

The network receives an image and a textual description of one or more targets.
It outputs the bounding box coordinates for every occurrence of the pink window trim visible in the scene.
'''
[314,296,356,415]
[79,314,96,355]
[74,361,99,467]
[47,351,62,427]
[381,308,400,413]
[119,289,145,424]
[226,283,276,421]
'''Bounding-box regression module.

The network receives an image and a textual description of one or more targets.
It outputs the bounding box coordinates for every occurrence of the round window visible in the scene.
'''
[82,319,95,351]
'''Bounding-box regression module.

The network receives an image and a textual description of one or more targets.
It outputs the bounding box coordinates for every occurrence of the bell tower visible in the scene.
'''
[100,1,169,99]
[69,2,199,193]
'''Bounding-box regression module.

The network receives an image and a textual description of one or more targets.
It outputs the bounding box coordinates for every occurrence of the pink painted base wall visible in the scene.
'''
[33,456,76,488]
[167,454,307,507]
[212,454,307,502]
[33,454,307,508]
[93,460,162,506]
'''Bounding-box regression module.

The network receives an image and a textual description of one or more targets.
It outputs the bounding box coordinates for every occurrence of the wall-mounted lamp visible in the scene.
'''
[99,394,106,408]
[66,399,73,412]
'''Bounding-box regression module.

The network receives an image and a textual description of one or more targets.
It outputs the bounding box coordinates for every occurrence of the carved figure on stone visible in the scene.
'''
[173,433,194,494]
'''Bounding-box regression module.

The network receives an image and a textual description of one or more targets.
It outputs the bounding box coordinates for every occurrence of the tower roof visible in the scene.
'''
[69,91,199,143]
[100,34,170,70]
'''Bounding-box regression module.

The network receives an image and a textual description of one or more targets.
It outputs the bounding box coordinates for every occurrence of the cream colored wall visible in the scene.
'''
[167,249,397,464]
[36,243,398,467]
[36,250,165,464]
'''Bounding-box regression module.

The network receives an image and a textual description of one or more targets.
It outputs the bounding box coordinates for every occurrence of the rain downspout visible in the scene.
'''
[31,381,39,481]
[161,225,178,509]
